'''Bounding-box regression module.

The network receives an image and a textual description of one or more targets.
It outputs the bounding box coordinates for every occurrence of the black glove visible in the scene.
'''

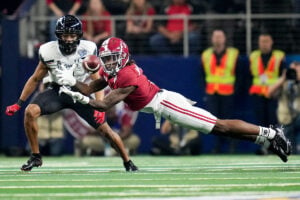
[123,160,138,172]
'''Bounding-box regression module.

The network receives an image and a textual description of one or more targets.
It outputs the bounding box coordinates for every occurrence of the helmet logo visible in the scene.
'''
[99,37,129,76]
[55,15,83,55]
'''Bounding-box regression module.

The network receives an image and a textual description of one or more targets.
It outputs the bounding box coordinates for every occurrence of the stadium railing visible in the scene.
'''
[20,13,300,57]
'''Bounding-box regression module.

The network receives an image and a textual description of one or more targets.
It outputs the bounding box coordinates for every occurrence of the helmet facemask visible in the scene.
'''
[99,37,130,76]
[101,53,122,76]
[56,34,80,55]
[55,15,83,55]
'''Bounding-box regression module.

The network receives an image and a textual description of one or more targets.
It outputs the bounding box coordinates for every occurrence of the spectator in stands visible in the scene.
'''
[204,0,237,47]
[125,0,156,55]
[78,100,141,156]
[47,0,83,40]
[201,29,240,153]
[151,120,201,155]
[268,61,300,154]
[149,0,200,55]
[82,0,112,47]
[251,0,294,53]
[248,33,286,154]
[102,0,130,15]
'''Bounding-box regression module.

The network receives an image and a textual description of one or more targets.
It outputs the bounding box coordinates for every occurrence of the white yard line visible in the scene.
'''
[0,176,300,182]
[0,183,300,189]
[0,191,299,200]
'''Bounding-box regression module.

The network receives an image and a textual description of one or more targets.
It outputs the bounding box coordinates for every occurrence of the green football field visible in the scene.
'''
[0,155,299,200]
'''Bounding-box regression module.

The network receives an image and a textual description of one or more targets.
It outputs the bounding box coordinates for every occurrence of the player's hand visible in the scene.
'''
[94,110,105,124]
[55,64,77,86]
[5,104,21,116]
[59,86,90,104]
[123,160,138,172]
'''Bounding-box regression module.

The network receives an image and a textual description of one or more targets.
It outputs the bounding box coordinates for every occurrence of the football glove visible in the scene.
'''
[59,86,90,104]
[55,64,77,86]
[94,110,106,124]
[123,160,138,172]
[5,104,21,116]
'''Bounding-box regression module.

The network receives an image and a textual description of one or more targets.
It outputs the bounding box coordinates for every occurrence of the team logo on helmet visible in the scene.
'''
[99,37,129,76]
[55,15,83,55]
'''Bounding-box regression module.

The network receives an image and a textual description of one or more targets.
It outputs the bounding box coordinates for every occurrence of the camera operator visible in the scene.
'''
[268,61,300,154]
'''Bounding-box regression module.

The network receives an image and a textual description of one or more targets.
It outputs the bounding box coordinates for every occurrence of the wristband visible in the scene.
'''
[17,99,25,106]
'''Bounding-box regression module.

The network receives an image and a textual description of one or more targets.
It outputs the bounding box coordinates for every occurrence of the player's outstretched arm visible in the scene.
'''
[89,86,136,112]
[19,62,48,100]
[76,77,108,96]
[5,62,48,116]
[60,85,136,111]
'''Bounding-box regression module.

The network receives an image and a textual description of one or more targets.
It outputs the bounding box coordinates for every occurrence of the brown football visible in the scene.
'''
[82,55,101,73]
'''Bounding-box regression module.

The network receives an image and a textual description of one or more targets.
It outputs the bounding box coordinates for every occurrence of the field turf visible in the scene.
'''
[0,155,299,200]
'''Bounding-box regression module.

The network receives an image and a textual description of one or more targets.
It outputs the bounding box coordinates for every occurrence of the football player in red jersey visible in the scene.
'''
[58,37,292,163]
[5,16,137,172]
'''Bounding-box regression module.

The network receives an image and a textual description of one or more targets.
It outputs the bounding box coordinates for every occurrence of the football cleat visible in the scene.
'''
[272,126,291,155]
[268,126,291,162]
[21,154,43,171]
[268,139,288,162]
[123,160,138,172]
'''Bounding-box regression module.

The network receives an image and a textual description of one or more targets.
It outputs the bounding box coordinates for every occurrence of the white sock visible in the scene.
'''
[255,135,271,148]
[259,126,276,139]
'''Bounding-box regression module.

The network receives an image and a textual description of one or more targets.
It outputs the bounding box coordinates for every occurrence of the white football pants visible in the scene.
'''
[140,89,217,133]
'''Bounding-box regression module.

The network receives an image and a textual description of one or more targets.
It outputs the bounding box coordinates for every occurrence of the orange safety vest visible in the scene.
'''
[249,50,285,97]
[201,47,239,95]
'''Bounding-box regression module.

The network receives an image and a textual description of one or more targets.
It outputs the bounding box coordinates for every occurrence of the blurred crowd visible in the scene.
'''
[3,0,300,55]
[42,0,300,55]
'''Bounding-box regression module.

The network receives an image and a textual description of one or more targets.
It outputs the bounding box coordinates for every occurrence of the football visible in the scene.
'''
[82,55,101,73]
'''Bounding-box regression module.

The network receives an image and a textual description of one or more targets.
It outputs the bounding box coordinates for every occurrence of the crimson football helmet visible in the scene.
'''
[99,37,129,76]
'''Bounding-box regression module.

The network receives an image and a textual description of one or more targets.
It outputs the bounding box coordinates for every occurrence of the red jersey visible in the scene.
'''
[82,11,112,35]
[99,63,160,111]
[165,4,193,32]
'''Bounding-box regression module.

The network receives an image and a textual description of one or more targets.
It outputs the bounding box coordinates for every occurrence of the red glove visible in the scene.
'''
[94,110,106,124]
[5,104,21,116]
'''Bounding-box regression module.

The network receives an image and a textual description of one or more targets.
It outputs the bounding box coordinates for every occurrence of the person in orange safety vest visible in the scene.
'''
[248,32,286,154]
[201,29,240,153]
